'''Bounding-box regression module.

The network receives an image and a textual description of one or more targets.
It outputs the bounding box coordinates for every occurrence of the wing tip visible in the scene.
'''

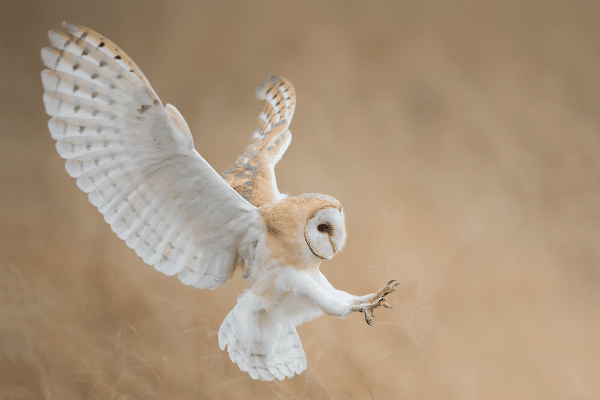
[47,30,64,48]
[62,21,77,33]
[255,82,268,100]
[255,74,280,100]
[40,47,57,69]
[42,91,59,116]
[47,116,68,139]
[40,69,53,90]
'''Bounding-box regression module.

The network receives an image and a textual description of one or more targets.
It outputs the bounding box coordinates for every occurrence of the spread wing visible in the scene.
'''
[41,22,265,290]
[223,75,296,207]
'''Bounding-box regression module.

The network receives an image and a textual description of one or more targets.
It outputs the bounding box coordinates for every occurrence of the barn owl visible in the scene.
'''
[41,22,399,381]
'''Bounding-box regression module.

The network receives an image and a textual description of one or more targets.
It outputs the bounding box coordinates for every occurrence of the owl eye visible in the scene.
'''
[317,223,332,234]
[305,207,346,260]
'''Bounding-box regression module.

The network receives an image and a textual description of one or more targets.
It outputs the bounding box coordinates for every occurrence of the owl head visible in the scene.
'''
[260,193,347,262]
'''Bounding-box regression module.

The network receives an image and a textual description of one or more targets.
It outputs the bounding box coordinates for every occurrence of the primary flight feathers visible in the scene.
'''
[42,22,398,381]
[41,22,262,290]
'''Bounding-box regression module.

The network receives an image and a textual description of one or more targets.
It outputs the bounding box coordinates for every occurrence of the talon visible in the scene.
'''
[358,279,401,326]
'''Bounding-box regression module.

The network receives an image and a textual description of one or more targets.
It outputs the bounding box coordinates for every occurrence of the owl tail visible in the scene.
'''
[218,290,307,381]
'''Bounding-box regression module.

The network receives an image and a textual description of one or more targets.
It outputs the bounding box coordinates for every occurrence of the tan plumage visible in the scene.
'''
[41,22,399,381]
[223,74,295,206]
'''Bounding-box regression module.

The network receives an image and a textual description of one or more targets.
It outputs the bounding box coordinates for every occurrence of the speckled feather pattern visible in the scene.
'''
[41,22,262,290]
[223,75,296,207]
[42,23,381,382]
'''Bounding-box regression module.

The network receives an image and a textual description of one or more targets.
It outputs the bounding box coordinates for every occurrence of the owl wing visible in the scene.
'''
[41,22,265,290]
[223,75,296,207]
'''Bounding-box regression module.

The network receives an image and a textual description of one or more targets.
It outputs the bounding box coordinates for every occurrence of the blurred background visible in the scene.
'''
[1,0,599,398]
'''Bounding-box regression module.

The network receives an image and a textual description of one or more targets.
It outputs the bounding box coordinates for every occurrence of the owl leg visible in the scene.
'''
[352,280,400,326]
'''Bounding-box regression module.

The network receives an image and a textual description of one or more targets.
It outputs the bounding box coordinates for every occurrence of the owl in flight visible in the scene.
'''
[41,22,399,381]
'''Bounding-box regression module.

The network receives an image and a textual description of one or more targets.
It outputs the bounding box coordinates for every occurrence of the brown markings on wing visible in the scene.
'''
[223,75,296,207]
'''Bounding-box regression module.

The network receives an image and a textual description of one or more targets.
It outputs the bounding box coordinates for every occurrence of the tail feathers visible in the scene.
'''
[218,291,307,381]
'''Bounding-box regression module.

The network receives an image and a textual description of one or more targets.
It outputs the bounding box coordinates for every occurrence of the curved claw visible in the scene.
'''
[360,279,401,326]
[379,281,401,297]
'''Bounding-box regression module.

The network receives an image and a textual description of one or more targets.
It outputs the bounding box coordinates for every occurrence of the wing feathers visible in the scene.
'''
[41,47,138,96]
[92,169,153,212]
[254,74,296,134]
[165,103,194,150]
[48,116,122,140]
[41,70,132,106]
[223,75,296,207]
[154,237,193,276]
[61,22,159,105]
[64,148,130,177]
[56,133,126,159]
[42,22,264,290]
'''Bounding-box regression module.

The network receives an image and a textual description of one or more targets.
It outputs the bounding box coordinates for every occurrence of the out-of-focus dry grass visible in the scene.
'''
[1,0,600,398]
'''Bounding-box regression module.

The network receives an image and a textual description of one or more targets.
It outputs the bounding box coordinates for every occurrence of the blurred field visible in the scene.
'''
[1,0,600,398]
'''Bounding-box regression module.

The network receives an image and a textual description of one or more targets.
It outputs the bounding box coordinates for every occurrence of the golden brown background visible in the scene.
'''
[1,0,599,398]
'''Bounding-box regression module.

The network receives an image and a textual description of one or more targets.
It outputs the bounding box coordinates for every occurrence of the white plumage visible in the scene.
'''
[41,22,399,381]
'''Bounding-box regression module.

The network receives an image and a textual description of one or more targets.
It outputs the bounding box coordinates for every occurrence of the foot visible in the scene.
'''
[352,280,400,326]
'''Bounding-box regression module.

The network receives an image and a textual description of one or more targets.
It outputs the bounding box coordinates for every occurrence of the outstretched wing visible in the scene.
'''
[223,75,296,207]
[41,22,264,289]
